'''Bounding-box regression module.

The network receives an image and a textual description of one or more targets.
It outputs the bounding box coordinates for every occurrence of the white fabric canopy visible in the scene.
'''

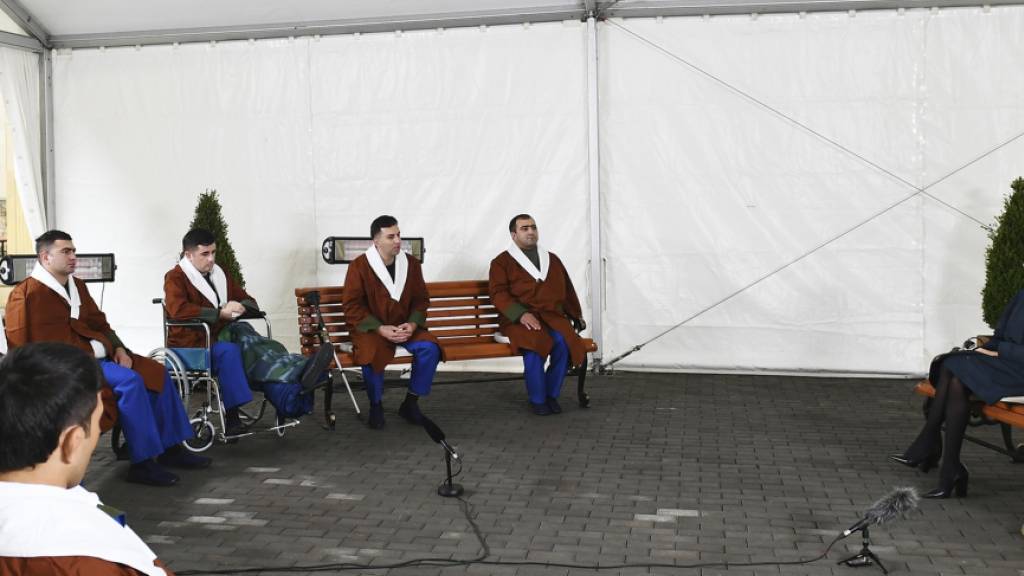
[51,7,1024,373]
[0,47,45,238]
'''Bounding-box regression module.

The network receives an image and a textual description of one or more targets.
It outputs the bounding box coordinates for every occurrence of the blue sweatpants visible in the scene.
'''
[361,340,440,404]
[209,342,254,410]
[101,361,193,463]
[521,329,569,405]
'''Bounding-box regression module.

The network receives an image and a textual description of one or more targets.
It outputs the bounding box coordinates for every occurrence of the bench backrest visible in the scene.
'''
[294,281,502,355]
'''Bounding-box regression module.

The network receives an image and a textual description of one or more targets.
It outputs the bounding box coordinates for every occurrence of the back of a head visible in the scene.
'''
[182,227,217,252]
[34,229,73,257]
[0,343,103,474]
[371,215,398,238]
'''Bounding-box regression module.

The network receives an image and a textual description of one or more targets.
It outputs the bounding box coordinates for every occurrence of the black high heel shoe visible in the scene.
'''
[888,451,940,473]
[922,465,969,499]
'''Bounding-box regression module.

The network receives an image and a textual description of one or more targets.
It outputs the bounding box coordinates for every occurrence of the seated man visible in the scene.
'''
[5,230,206,486]
[342,215,441,429]
[163,228,331,421]
[0,342,174,575]
[488,214,587,415]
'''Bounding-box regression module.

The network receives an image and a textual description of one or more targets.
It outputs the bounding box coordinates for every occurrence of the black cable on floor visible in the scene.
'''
[174,491,846,575]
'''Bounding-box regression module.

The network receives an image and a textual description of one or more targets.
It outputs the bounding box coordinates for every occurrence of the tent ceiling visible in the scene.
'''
[5,0,1022,48]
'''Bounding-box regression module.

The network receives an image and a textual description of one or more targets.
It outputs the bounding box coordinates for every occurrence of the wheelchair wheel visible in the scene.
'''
[149,347,190,405]
[184,417,216,452]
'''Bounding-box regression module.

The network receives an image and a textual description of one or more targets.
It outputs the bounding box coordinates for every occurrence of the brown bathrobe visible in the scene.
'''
[488,250,587,368]
[342,253,439,373]
[4,276,165,432]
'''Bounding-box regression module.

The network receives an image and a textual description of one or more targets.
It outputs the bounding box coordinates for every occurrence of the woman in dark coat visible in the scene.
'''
[891,289,1024,498]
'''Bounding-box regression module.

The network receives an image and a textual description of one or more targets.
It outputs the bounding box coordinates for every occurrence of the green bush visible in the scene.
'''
[982,177,1024,327]
[188,189,246,289]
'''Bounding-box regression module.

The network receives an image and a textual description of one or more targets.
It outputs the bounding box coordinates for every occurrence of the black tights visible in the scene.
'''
[905,365,971,481]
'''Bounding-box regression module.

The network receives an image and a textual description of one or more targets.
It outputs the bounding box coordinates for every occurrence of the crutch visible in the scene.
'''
[304,291,360,428]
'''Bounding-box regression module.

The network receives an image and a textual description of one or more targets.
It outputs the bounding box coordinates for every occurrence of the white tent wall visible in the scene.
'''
[600,6,1024,373]
[51,21,590,367]
[48,7,1024,374]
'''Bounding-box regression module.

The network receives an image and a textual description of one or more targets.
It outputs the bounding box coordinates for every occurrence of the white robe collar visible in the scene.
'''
[506,242,549,282]
[179,256,228,309]
[0,482,166,576]
[365,246,407,302]
[30,263,81,319]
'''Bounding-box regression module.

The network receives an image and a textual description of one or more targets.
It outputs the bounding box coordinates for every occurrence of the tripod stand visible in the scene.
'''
[837,527,888,574]
[305,290,361,425]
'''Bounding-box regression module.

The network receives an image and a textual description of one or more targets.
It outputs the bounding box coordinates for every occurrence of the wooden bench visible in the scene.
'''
[913,380,1024,462]
[295,281,598,422]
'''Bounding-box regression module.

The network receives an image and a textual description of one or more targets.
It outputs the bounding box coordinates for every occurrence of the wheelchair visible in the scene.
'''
[148,298,299,452]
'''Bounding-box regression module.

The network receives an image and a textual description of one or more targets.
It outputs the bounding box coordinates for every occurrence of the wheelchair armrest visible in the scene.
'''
[165,318,209,328]
[238,310,267,320]
[152,298,164,304]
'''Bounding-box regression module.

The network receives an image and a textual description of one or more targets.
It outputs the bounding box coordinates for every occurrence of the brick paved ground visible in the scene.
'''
[83,372,1024,575]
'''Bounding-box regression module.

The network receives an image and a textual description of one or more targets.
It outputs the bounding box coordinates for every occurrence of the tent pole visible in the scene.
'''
[41,48,54,228]
[586,14,604,369]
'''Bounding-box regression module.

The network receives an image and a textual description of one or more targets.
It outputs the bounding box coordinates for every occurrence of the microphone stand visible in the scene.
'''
[837,527,888,574]
[437,449,463,498]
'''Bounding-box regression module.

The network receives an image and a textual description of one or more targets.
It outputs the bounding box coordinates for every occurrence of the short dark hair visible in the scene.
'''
[0,343,104,473]
[35,230,73,256]
[371,215,398,238]
[509,214,534,233]
[182,228,217,252]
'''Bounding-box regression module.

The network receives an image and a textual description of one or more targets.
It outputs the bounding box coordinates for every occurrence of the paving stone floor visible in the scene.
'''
[83,372,1024,576]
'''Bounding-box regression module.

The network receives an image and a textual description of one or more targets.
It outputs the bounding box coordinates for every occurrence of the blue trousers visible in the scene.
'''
[521,329,569,405]
[209,342,254,410]
[361,340,440,404]
[101,361,193,463]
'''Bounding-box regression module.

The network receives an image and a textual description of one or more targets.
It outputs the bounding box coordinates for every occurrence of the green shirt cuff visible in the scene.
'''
[198,307,220,324]
[502,302,528,322]
[107,332,125,352]
[358,315,383,333]
[408,311,427,328]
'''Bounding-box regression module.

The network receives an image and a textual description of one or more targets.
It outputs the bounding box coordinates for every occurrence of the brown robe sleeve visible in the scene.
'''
[3,282,31,348]
[342,256,383,334]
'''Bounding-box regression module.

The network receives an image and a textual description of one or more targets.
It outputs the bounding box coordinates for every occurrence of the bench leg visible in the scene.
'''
[323,372,336,431]
[999,424,1024,463]
[577,356,591,408]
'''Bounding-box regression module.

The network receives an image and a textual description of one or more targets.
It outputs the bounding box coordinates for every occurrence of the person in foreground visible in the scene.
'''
[4,230,206,487]
[342,215,441,429]
[890,288,1024,498]
[0,342,173,575]
[488,214,588,415]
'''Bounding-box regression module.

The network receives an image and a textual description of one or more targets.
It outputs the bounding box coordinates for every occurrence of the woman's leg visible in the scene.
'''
[937,374,971,482]
[904,365,954,459]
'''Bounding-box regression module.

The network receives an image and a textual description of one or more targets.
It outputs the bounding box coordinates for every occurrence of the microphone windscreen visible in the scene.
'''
[420,416,446,443]
[865,486,919,525]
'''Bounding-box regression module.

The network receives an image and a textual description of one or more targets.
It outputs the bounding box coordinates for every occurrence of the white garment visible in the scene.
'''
[29,264,106,359]
[365,246,408,302]
[178,257,228,309]
[506,242,550,282]
[0,482,166,576]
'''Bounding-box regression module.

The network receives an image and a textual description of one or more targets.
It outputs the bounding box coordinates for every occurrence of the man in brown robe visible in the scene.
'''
[4,230,207,487]
[342,215,441,429]
[488,214,587,415]
[0,343,174,575]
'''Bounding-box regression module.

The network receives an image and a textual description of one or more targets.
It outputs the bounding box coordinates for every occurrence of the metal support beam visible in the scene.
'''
[608,0,1024,18]
[586,15,604,368]
[0,29,42,52]
[41,48,54,228]
[0,0,48,47]
[49,5,587,50]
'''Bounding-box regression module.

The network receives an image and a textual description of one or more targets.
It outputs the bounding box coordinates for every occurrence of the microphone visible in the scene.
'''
[421,416,459,460]
[842,487,919,537]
